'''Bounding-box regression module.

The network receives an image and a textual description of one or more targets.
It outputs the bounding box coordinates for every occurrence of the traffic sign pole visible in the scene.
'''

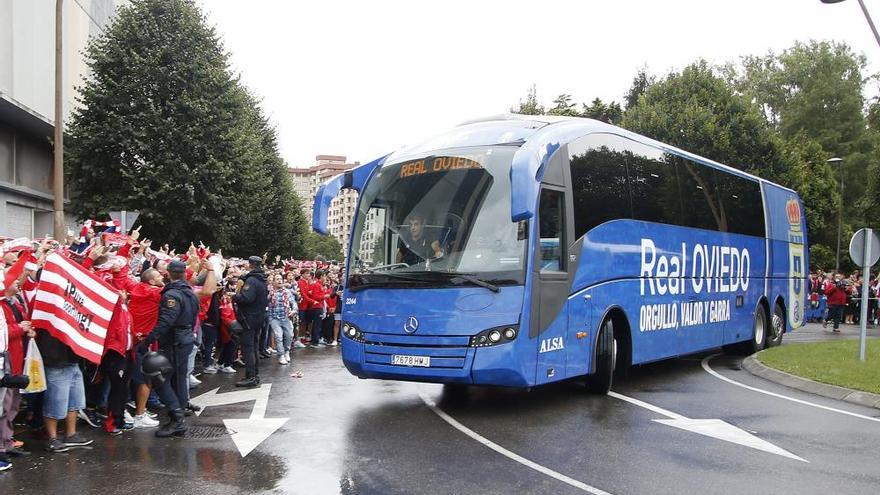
[850,227,879,362]
[858,230,871,361]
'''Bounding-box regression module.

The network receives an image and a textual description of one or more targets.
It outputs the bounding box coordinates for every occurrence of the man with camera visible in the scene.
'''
[232,256,269,388]
[823,272,851,332]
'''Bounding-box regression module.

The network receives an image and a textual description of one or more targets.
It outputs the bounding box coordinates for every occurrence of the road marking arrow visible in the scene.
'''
[189,386,265,416]
[190,384,289,457]
[608,391,808,463]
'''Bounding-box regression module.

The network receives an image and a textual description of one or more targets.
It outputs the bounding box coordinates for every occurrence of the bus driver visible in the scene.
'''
[396,213,443,265]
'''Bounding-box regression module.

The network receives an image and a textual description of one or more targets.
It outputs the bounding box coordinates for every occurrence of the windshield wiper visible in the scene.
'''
[448,273,500,293]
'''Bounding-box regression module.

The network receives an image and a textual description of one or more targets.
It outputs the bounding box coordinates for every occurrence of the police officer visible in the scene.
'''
[233,256,269,388]
[138,260,199,437]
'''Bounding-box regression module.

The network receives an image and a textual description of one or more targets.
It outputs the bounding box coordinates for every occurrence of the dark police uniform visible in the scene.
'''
[233,260,269,383]
[144,277,199,411]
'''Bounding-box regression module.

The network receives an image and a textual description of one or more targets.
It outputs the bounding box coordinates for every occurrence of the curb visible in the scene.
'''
[742,355,880,410]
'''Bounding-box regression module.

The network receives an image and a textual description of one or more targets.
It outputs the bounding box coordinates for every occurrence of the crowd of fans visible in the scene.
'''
[0,225,344,470]
[808,269,879,331]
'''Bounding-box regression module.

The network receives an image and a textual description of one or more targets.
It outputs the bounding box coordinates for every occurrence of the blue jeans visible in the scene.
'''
[201,324,218,367]
[259,317,271,351]
[44,365,86,420]
[307,310,323,344]
[269,317,293,354]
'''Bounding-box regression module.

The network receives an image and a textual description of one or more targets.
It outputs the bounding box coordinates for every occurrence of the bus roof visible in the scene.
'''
[451,114,795,194]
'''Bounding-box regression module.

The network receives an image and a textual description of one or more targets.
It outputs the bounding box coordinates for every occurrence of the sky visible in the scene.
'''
[197,0,880,169]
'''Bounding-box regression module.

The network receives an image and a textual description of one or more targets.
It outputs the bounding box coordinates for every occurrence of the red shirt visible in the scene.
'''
[102,301,133,358]
[297,278,313,310]
[326,287,337,313]
[128,283,162,340]
[111,266,162,340]
[2,299,26,375]
[306,280,326,310]
[824,280,850,306]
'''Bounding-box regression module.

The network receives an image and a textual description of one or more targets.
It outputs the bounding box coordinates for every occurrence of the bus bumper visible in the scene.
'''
[341,339,531,387]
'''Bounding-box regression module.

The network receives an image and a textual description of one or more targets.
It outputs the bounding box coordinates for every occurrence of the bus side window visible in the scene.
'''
[539,189,565,272]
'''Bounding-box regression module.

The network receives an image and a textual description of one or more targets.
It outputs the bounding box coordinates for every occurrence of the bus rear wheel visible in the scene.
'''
[584,318,616,395]
[766,303,785,347]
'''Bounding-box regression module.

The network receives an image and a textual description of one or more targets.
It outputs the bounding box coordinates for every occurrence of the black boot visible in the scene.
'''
[235,376,259,388]
[155,409,187,438]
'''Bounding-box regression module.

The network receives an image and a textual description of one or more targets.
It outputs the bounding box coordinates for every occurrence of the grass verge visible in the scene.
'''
[757,340,880,395]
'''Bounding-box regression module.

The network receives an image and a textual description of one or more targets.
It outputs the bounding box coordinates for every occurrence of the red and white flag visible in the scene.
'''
[31,253,120,364]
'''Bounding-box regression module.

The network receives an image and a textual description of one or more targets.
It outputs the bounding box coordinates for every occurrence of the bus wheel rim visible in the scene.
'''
[771,313,783,339]
[755,310,765,346]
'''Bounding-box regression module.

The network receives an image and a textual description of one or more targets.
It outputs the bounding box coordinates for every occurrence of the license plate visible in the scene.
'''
[391,355,431,367]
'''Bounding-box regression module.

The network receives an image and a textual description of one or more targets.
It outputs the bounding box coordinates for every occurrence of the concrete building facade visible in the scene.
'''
[0,0,127,238]
[289,155,359,257]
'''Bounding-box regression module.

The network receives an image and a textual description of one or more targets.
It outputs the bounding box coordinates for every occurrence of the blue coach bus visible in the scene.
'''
[312,115,807,393]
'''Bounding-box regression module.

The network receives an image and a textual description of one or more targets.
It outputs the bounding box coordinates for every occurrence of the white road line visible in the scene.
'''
[607,391,686,420]
[417,390,615,495]
[701,354,880,424]
[609,391,807,462]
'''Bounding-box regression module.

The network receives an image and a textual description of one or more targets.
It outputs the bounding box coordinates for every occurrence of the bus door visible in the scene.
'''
[533,183,573,385]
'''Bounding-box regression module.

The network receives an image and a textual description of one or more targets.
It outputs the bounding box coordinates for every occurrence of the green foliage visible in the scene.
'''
[547,94,579,116]
[65,0,306,257]
[623,60,787,181]
[809,244,835,272]
[780,134,840,248]
[510,84,545,115]
[303,232,343,261]
[728,40,877,268]
[624,67,654,110]
[730,41,868,155]
[582,98,622,124]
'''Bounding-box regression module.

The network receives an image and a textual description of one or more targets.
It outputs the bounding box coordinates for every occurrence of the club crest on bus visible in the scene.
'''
[786,198,805,328]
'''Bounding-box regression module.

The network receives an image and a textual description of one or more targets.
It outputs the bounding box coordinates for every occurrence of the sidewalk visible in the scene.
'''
[784,321,880,344]
[741,322,880,410]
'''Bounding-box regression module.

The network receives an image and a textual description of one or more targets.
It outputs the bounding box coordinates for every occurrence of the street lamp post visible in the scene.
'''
[821,0,880,49]
[828,157,844,273]
[53,0,65,240]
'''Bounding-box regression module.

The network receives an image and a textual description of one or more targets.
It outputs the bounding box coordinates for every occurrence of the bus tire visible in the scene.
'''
[584,318,616,395]
[767,303,785,347]
[742,304,768,354]
[723,304,768,355]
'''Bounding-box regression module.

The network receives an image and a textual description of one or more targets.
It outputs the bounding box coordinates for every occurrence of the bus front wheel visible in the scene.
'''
[584,318,616,395]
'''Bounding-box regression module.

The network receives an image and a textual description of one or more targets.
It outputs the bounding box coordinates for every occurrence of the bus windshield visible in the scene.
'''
[348,145,526,290]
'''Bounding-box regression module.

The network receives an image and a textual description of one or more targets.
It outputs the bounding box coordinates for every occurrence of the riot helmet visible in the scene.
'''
[142,351,174,389]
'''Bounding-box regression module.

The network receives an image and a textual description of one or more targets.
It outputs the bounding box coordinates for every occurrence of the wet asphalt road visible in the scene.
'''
[2,323,880,495]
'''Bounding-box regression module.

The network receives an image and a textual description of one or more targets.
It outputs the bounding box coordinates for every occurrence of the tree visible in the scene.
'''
[780,133,841,265]
[582,98,623,124]
[727,40,878,259]
[623,60,787,181]
[510,84,545,115]
[624,67,654,110]
[547,94,579,116]
[302,232,343,261]
[65,0,307,256]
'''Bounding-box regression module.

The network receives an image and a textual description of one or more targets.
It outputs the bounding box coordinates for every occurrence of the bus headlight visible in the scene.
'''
[342,322,365,343]
[469,325,519,347]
